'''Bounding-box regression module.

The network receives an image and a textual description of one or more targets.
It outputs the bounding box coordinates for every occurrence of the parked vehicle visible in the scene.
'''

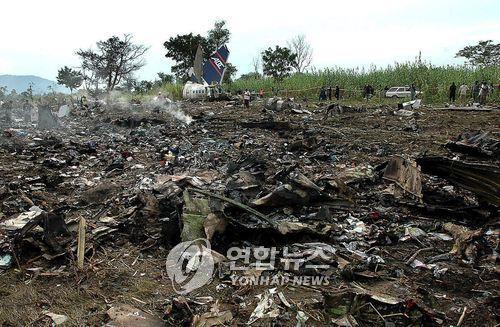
[385,86,421,98]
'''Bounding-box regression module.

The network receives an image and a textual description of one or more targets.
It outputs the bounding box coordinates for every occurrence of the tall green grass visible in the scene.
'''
[227,62,500,103]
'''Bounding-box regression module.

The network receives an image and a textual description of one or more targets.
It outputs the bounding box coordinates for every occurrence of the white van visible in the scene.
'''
[385,86,420,98]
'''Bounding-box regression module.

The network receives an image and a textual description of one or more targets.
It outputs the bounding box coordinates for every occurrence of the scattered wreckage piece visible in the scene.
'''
[445,130,499,158]
[324,284,445,325]
[324,103,366,115]
[399,99,421,110]
[443,222,483,261]
[248,288,281,324]
[393,109,415,117]
[187,187,274,227]
[252,172,351,208]
[383,156,422,200]
[181,189,211,241]
[265,97,301,112]
[37,106,59,129]
[106,304,164,327]
[0,208,71,268]
[43,311,69,326]
[192,301,233,327]
[417,156,500,206]
[1,97,498,325]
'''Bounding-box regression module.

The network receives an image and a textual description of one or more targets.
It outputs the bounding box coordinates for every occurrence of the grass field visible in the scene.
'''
[229,62,500,103]
[154,61,499,104]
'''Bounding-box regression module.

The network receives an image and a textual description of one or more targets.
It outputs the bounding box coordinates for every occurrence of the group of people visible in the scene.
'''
[0,99,39,125]
[319,86,341,101]
[449,81,494,105]
[239,81,496,108]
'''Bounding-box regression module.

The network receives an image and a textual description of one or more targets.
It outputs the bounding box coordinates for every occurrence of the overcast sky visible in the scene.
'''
[1,0,499,82]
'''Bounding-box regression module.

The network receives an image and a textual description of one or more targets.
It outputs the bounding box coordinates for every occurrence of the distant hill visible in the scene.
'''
[0,75,69,94]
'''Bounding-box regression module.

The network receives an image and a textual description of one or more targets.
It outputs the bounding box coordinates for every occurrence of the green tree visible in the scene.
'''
[262,46,297,81]
[163,33,210,81]
[157,72,174,84]
[207,20,236,83]
[163,20,235,83]
[56,66,83,93]
[76,34,149,92]
[223,63,237,84]
[20,84,34,99]
[153,72,175,88]
[456,40,500,67]
[116,77,137,92]
[239,72,262,80]
[137,80,153,93]
[207,20,230,51]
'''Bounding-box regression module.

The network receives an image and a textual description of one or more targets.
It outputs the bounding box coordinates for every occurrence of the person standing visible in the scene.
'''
[363,85,369,100]
[449,82,457,103]
[368,85,374,99]
[410,84,416,101]
[157,92,166,102]
[327,86,332,101]
[335,85,340,100]
[472,81,480,103]
[22,99,29,122]
[1,100,13,124]
[458,84,468,104]
[319,87,327,101]
[243,89,251,108]
[479,82,489,105]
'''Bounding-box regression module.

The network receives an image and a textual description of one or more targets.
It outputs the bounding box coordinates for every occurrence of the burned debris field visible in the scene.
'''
[0,100,499,326]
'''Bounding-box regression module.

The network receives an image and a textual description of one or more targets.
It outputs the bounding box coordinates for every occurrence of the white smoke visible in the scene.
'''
[165,103,193,125]
[149,96,193,125]
[100,91,193,125]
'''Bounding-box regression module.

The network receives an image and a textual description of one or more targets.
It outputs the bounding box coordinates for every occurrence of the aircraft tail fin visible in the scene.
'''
[202,45,230,85]
[193,44,204,83]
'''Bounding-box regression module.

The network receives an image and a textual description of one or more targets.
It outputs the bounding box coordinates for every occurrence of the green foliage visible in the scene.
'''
[57,66,83,93]
[137,80,153,94]
[118,77,138,92]
[456,40,500,67]
[20,84,34,99]
[163,33,210,82]
[223,63,237,84]
[239,72,262,80]
[160,83,183,99]
[76,34,148,92]
[163,20,236,83]
[157,72,174,84]
[207,20,230,50]
[262,46,297,81]
[231,60,500,103]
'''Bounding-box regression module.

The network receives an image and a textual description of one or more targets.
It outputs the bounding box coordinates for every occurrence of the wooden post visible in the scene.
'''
[77,217,86,270]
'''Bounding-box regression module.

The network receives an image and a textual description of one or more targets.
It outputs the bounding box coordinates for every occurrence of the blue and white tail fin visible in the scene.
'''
[202,45,230,85]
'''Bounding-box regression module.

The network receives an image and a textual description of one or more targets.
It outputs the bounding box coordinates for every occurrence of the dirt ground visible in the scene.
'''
[0,99,498,326]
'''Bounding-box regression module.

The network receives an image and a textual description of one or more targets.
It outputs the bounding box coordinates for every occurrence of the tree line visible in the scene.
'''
[55,20,499,94]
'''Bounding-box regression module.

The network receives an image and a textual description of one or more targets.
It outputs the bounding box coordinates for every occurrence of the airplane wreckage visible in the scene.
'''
[182,44,230,100]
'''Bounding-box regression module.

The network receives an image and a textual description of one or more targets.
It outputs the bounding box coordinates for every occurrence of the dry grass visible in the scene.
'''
[0,244,173,326]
